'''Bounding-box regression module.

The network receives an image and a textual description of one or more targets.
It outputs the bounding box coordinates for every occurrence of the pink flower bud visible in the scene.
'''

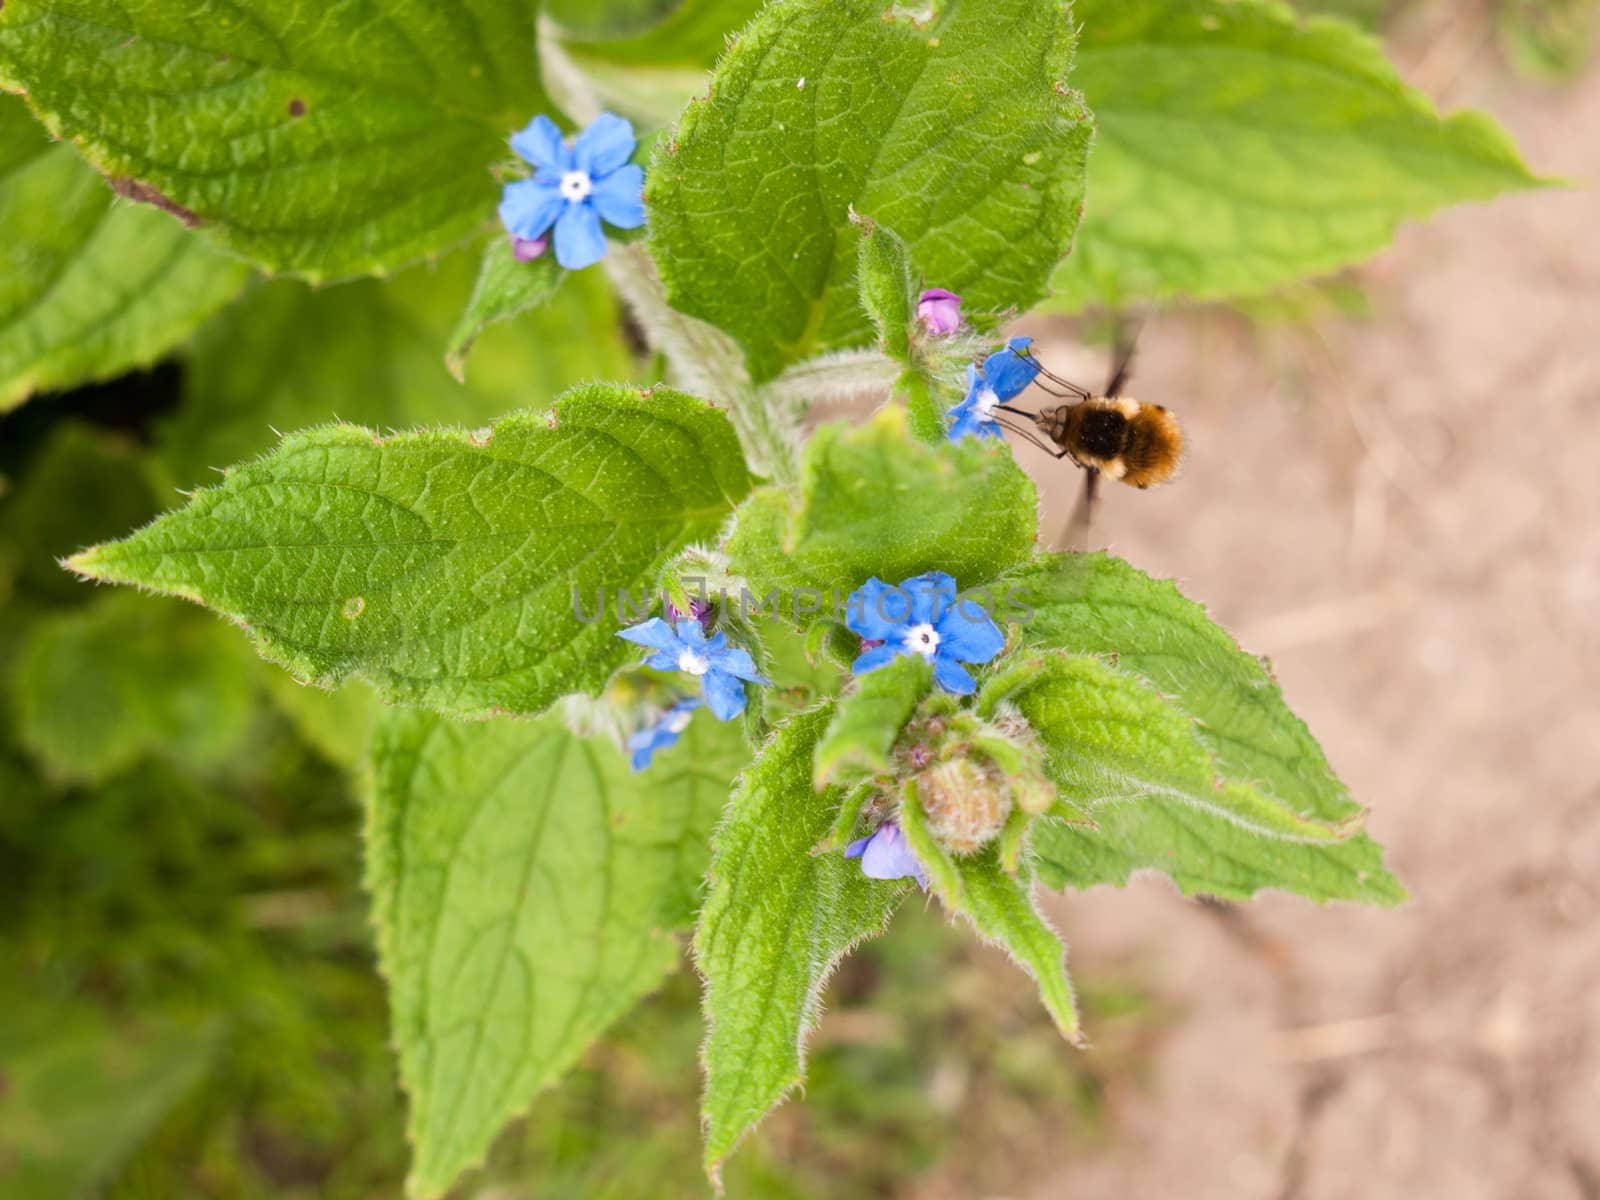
[917,287,963,336]
[511,234,549,262]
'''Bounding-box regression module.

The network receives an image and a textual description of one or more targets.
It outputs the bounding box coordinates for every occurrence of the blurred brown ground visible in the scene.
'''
[986,17,1600,1200]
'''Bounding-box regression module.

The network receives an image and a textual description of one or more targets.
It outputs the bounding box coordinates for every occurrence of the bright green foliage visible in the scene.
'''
[157,253,629,490]
[367,706,749,1199]
[813,654,932,787]
[1005,555,1405,903]
[0,422,158,606]
[1052,0,1543,308]
[0,96,248,412]
[445,239,566,380]
[558,0,766,67]
[73,386,749,718]
[648,0,1092,380]
[695,705,908,1175]
[0,0,561,279]
[727,408,1037,609]
[854,216,918,366]
[950,847,1080,1043]
[10,594,258,785]
[1012,652,1364,843]
[0,995,218,1200]
[853,216,958,443]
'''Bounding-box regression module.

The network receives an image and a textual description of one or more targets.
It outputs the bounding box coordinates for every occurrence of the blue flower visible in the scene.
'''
[499,112,646,271]
[945,336,1041,443]
[845,821,928,887]
[628,696,702,772]
[617,618,768,721]
[844,571,1006,696]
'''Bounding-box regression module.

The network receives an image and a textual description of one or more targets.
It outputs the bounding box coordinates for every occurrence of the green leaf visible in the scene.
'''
[1012,652,1364,843]
[647,0,1092,380]
[0,996,218,1200]
[557,0,765,67]
[1052,0,1543,308]
[156,251,630,490]
[727,407,1037,610]
[0,96,248,411]
[0,0,562,278]
[74,385,752,719]
[1006,554,1406,904]
[854,214,917,365]
[949,846,1081,1043]
[444,239,566,381]
[368,705,749,1199]
[695,704,907,1175]
[813,653,932,787]
[9,593,258,785]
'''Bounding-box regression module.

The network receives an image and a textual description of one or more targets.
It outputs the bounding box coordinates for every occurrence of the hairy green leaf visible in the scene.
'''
[854,215,917,366]
[368,705,749,1199]
[727,408,1037,610]
[950,846,1080,1043]
[0,0,561,278]
[0,96,248,411]
[695,704,907,1175]
[648,0,1092,380]
[157,253,628,490]
[1012,652,1364,843]
[1006,554,1405,903]
[813,653,931,787]
[1053,0,1543,308]
[445,239,566,381]
[74,386,752,719]
[10,593,257,785]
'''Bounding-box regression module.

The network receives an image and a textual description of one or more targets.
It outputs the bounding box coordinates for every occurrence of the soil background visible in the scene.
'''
[993,16,1600,1200]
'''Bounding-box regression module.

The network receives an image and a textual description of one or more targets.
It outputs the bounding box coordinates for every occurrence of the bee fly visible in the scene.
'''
[990,329,1184,547]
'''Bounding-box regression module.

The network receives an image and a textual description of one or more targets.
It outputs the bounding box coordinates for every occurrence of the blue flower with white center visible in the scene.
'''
[945,336,1041,443]
[844,571,1006,696]
[845,820,928,887]
[498,112,646,271]
[617,618,768,721]
[628,696,702,772]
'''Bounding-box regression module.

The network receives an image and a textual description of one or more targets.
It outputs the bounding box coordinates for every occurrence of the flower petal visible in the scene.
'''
[859,822,927,884]
[644,650,679,672]
[983,339,1040,402]
[573,112,638,177]
[702,670,748,721]
[845,577,914,640]
[510,114,569,172]
[497,179,564,242]
[678,620,713,650]
[902,571,959,626]
[590,163,646,230]
[937,601,1005,663]
[932,655,978,695]
[617,617,683,653]
[844,835,873,859]
[850,643,902,676]
[553,201,609,270]
[715,645,769,684]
